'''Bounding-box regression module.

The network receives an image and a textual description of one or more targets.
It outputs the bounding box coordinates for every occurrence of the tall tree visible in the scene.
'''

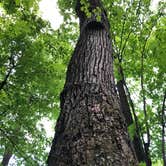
[48,0,138,165]
[0,1,70,165]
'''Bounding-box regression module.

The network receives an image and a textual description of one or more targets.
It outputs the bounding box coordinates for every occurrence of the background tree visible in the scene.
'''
[0,0,74,165]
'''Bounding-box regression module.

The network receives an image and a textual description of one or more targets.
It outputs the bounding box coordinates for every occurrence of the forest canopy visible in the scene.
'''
[0,0,165,165]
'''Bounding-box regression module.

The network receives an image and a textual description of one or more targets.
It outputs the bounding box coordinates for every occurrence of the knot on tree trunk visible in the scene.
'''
[75,0,110,34]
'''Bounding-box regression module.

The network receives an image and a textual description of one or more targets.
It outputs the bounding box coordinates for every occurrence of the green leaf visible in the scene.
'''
[127,123,136,140]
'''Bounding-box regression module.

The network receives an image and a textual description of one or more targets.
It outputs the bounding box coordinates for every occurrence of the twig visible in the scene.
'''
[118,0,142,61]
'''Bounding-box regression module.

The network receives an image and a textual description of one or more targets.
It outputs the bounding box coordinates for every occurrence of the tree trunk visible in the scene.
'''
[1,149,12,166]
[117,80,145,162]
[117,80,133,126]
[48,0,138,165]
[161,91,166,166]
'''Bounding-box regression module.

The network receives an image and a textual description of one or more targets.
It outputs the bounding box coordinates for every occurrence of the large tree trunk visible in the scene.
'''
[48,0,138,165]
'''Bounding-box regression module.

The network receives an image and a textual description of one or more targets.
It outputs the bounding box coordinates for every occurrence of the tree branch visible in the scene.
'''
[118,0,142,61]
[0,67,13,91]
[0,127,36,165]
[161,91,166,166]
[0,55,16,91]
[140,34,152,166]
[118,64,140,136]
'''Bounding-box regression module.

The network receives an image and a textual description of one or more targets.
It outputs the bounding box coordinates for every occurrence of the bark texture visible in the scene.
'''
[48,0,138,165]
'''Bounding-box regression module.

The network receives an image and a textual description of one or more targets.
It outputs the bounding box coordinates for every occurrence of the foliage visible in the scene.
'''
[128,123,136,140]
[0,0,75,165]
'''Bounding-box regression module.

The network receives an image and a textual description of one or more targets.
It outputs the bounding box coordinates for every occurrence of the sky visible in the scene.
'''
[39,0,63,29]
[39,0,160,30]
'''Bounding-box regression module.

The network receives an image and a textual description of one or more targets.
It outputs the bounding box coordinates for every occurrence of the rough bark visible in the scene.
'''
[48,0,138,165]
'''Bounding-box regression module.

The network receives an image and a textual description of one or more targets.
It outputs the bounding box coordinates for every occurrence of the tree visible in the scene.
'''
[0,1,72,165]
[48,0,138,165]
[0,0,165,165]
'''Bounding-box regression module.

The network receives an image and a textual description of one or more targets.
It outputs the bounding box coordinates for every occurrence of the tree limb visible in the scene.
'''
[161,91,166,166]
[0,55,16,91]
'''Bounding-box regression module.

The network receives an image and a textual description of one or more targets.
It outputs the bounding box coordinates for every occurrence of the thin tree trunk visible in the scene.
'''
[48,0,138,165]
[1,149,12,166]
[117,80,133,126]
[141,38,151,166]
[162,91,166,166]
[117,80,145,162]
